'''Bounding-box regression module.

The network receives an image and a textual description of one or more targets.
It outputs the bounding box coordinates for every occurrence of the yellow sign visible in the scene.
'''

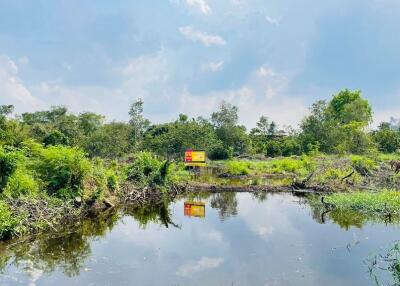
[184,150,206,167]
[184,202,205,218]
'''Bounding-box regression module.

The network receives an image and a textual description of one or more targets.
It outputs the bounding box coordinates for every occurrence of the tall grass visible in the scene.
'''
[224,155,315,177]
[325,191,400,215]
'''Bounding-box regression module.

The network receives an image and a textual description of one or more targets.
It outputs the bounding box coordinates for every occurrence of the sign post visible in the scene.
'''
[184,149,207,167]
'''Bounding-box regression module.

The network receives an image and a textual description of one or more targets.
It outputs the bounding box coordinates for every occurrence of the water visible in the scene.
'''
[1,192,399,286]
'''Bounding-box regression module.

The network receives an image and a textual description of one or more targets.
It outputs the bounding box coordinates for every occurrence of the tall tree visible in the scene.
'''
[211,101,250,157]
[129,99,150,149]
[211,101,239,128]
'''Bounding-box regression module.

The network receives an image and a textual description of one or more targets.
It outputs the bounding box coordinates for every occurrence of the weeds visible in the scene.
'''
[0,201,18,240]
[324,191,400,216]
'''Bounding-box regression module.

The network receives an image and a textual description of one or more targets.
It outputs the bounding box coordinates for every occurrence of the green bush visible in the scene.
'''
[35,146,91,199]
[269,156,314,176]
[0,201,18,240]
[106,171,119,192]
[87,160,107,200]
[3,168,39,198]
[0,147,21,191]
[225,161,250,175]
[126,152,167,187]
[166,162,191,184]
[351,155,377,176]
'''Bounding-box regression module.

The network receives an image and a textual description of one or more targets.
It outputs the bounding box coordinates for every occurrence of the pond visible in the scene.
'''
[0,192,399,286]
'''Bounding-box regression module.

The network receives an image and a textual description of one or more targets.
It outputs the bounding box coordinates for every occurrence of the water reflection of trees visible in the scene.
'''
[308,200,400,229]
[124,202,180,229]
[0,201,180,277]
[252,191,268,202]
[210,193,238,220]
[0,209,120,277]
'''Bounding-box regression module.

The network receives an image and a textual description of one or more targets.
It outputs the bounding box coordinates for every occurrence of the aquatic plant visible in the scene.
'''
[367,241,400,286]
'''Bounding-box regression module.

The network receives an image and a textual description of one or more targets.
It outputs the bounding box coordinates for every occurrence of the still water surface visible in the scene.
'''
[0,192,399,286]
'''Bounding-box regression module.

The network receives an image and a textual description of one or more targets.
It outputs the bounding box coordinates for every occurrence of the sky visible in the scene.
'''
[0,0,399,129]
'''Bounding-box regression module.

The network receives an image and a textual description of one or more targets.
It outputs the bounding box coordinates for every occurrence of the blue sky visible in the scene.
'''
[0,0,399,128]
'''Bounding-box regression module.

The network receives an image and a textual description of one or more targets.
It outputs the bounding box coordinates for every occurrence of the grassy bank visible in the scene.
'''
[218,153,400,191]
[324,191,400,216]
[0,143,190,240]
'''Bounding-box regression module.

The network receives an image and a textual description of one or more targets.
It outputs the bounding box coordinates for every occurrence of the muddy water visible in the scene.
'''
[0,192,399,286]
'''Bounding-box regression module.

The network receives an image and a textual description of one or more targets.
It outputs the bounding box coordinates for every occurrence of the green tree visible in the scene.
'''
[144,116,222,159]
[211,101,250,157]
[78,112,104,135]
[129,99,150,149]
[373,123,400,153]
[300,90,374,154]
[85,122,132,158]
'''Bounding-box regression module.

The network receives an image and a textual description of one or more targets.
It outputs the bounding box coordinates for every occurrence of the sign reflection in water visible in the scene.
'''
[184,202,206,218]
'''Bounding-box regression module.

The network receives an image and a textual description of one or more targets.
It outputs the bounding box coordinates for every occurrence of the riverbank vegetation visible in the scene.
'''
[0,89,399,240]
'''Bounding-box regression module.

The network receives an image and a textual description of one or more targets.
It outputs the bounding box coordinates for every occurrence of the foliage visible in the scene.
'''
[144,116,223,159]
[0,201,18,240]
[126,152,170,187]
[225,161,251,175]
[324,191,400,215]
[373,123,400,153]
[166,162,191,184]
[222,156,314,177]
[3,168,39,198]
[351,155,377,176]
[269,156,314,176]
[300,90,374,154]
[35,145,91,199]
[129,98,150,150]
[85,122,133,158]
[211,101,251,157]
[0,147,21,190]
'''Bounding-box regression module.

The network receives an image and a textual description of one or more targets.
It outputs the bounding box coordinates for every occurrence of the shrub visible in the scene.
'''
[166,162,191,184]
[351,155,377,176]
[225,161,250,175]
[0,201,18,240]
[35,146,91,199]
[0,147,20,191]
[269,156,314,176]
[86,160,107,200]
[3,168,39,198]
[106,171,119,192]
[126,152,167,187]
[208,144,231,160]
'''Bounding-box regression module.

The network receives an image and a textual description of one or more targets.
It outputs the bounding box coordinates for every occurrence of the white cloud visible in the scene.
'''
[28,49,174,122]
[257,226,274,237]
[199,229,223,242]
[186,0,211,15]
[265,15,282,26]
[178,66,307,128]
[179,26,226,47]
[202,61,224,72]
[0,55,42,112]
[257,67,275,78]
[18,56,29,65]
[176,257,224,277]
[231,0,247,8]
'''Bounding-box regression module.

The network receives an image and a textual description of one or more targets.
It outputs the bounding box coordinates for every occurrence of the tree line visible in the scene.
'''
[0,89,399,159]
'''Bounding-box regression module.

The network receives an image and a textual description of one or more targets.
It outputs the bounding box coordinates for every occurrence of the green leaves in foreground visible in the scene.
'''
[325,191,400,215]
[0,201,17,240]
